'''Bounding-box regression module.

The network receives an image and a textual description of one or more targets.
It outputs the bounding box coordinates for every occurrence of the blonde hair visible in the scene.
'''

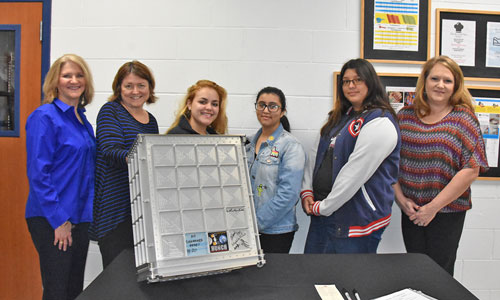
[42,54,94,107]
[413,55,473,118]
[167,80,228,134]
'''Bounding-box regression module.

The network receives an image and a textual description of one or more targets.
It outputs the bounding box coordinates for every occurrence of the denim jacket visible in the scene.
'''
[246,124,306,234]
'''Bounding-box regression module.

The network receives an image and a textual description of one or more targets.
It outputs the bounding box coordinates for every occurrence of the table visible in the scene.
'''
[77,249,478,300]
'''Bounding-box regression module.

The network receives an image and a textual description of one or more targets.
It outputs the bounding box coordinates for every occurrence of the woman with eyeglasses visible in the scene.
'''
[89,61,159,268]
[301,58,401,254]
[167,79,227,135]
[246,87,306,253]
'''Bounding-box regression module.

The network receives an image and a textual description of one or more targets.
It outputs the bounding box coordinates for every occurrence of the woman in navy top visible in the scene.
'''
[26,54,96,300]
[167,80,228,135]
[89,61,159,268]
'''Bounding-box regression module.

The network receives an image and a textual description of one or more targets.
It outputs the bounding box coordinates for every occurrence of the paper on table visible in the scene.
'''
[315,284,345,300]
[371,288,438,300]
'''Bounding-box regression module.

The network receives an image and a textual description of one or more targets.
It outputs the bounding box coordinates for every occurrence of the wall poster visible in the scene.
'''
[437,9,500,81]
[361,0,430,63]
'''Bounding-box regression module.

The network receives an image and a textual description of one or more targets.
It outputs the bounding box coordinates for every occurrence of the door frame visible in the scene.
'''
[1,0,51,98]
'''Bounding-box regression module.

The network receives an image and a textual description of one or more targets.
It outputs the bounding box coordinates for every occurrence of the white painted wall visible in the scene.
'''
[49,1,500,298]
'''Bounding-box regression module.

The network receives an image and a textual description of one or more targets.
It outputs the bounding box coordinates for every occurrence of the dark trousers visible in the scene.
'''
[401,211,466,276]
[27,217,89,300]
[98,217,134,269]
[259,231,295,253]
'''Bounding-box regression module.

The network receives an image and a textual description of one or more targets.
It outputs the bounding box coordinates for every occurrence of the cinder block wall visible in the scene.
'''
[49,0,500,298]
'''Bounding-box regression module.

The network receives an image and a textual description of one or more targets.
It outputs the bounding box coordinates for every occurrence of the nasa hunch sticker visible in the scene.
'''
[208,231,229,253]
[348,118,364,137]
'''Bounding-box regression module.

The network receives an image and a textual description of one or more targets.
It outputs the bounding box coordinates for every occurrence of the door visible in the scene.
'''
[0,2,43,299]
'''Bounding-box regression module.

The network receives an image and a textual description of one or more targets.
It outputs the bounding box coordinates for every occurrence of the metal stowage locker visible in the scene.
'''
[127,134,265,282]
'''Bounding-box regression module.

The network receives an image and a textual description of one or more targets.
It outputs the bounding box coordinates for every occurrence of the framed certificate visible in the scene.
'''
[437,9,500,82]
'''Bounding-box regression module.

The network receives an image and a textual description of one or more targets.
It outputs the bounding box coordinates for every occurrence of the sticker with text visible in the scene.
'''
[208,231,229,253]
[185,232,208,256]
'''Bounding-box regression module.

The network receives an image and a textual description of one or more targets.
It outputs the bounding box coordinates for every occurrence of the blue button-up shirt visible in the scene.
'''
[246,124,306,234]
[25,99,96,229]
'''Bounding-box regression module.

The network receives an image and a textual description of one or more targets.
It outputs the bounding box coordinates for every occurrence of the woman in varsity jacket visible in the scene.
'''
[89,61,159,268]
[301,58,401,254]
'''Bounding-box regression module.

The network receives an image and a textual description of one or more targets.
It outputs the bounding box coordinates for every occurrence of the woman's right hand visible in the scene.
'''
[301,195,315,215]
[54,221,73,251]
[397,195,420,217]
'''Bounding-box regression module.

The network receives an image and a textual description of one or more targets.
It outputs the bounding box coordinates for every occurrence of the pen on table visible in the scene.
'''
[341,288,352,300]
[352,288,362,300]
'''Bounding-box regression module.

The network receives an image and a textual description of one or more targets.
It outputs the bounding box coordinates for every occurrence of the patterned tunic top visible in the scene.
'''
[89,101,159,240]
[397,105,488,212]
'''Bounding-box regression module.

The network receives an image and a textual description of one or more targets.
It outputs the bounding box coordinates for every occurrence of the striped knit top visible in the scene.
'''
[89,101,158,240]
[397,105,488,212]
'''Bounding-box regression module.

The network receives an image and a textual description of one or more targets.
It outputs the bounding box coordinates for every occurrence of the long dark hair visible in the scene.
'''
[255,86,291,132]
[320,58,396,136]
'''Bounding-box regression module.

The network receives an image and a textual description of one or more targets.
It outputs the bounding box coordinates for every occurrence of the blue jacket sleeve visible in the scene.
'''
[256,141,306,231]
[96,103,129,169]
[26,110,69,228]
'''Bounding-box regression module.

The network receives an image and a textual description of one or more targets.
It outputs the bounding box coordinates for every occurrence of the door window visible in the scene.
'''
[0,25,20,137]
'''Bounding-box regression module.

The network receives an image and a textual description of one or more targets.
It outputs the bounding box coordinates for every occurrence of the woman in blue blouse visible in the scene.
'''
[89,61,159,268]
[246,87,306,253]
[26,54,96,300]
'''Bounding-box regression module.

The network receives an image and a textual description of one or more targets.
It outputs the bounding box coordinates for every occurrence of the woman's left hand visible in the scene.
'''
[409,204,438,227]
[54,221,73,251]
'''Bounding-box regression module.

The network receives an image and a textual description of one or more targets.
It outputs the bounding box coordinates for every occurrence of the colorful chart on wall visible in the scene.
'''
[361,0,430,63]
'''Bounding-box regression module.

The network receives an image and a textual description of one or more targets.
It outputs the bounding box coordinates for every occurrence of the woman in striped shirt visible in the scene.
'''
[394,56,488,275]
[89,61,159,268]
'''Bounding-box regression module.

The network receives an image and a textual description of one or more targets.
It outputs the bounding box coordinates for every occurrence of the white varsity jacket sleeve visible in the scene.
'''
[300,132,320,200]
[311,117,398,217]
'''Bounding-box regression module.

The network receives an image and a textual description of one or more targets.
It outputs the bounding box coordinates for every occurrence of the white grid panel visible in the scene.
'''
[128,135,265,282]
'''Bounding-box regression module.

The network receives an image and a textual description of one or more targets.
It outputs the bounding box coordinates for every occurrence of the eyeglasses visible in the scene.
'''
[341,78,364,86]
[255,102,281,112]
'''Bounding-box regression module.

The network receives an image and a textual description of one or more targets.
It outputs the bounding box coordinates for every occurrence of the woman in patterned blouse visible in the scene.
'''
[394,56,488,275]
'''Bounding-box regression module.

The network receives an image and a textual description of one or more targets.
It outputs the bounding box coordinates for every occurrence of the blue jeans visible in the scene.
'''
[304,216,384,254]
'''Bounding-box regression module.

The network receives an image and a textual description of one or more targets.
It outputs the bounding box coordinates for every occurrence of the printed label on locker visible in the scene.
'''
[185,232,208,256]
[208,231,229,253]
